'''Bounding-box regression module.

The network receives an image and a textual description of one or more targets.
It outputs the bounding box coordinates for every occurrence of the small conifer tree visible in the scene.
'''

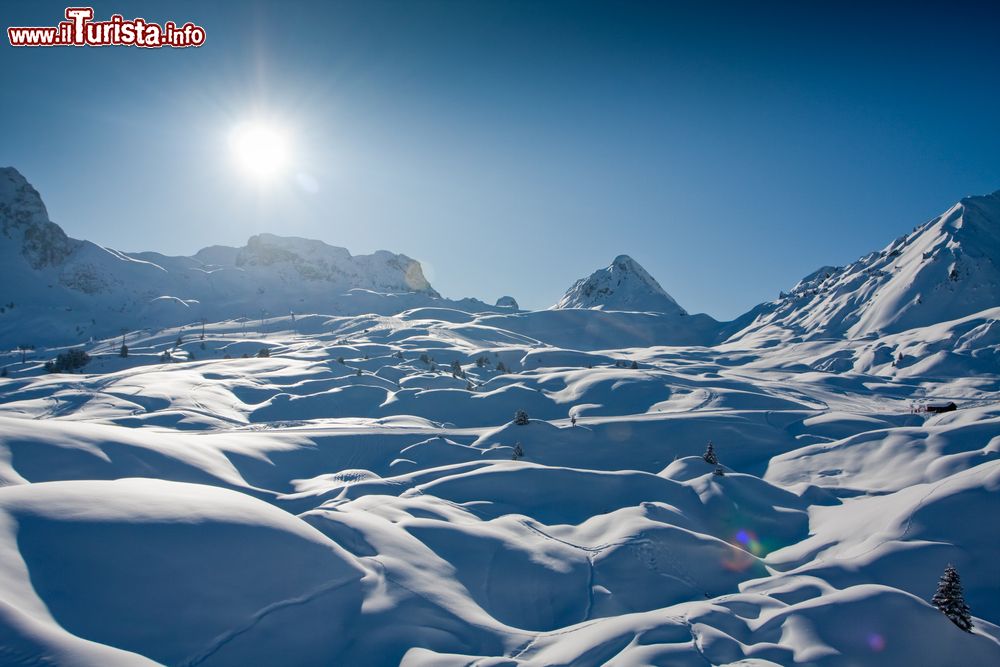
[511,442,524,460]
[703,441,718,465]
[120,344,129,358]
[932,564,974,632]
[514,409,529,425]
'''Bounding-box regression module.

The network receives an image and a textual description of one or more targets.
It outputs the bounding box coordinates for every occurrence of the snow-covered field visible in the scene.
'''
[1,306,998,666]
[0,172,998,665]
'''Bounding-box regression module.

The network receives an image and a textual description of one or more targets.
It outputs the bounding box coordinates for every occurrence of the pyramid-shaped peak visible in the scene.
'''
[552,255,687,314]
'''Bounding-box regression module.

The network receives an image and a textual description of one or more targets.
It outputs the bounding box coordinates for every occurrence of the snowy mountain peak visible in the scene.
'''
[232,233,438,296]
[0,168,461,346]
[733,188,1000,339]
[0,167,46,224]
[553,254,687,314]
[0,167,77,269]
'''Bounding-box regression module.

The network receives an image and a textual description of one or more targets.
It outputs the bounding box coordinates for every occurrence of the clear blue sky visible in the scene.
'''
[2,1,998,318]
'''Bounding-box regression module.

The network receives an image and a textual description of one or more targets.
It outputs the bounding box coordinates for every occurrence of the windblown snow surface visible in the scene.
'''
[0,179,999,666]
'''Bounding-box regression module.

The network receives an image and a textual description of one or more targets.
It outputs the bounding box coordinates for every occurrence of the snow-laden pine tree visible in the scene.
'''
[932,564,974,632]
[703,441,718,465]
[514,409,529,425]
[713,465,725,476]
[511,443,524,460]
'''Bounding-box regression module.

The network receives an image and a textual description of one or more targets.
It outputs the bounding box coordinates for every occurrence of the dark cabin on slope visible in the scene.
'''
[926,401,957,414]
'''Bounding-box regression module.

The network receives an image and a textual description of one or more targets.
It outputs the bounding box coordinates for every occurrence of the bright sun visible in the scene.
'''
[229,121,290,180]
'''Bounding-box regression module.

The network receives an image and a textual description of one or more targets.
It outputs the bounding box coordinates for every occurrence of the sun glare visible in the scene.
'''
[229,121,290,180]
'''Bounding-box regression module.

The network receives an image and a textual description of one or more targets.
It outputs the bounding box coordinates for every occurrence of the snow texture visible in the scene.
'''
[0,169,998,666]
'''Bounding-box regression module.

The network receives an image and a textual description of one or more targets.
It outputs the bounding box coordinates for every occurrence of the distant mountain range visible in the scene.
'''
[0,165,997,350]
[0,167,506,346]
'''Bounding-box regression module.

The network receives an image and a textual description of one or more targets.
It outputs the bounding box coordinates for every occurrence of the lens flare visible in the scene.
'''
[733,528,764,555]
[867,633,886,652]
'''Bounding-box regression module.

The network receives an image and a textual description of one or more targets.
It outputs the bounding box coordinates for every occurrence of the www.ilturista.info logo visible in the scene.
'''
[7,7,205,48]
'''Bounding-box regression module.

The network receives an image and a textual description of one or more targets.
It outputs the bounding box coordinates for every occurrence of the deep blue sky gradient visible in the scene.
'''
[2,1,999,317]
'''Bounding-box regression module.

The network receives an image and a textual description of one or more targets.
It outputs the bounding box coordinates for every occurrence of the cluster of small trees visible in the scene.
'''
[44,348,90,373]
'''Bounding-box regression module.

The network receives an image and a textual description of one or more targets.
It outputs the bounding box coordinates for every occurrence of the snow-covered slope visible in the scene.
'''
[730,190,1000,340]
[0,167,500,347]
[553,254,689,315]
[0,309,997,666]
